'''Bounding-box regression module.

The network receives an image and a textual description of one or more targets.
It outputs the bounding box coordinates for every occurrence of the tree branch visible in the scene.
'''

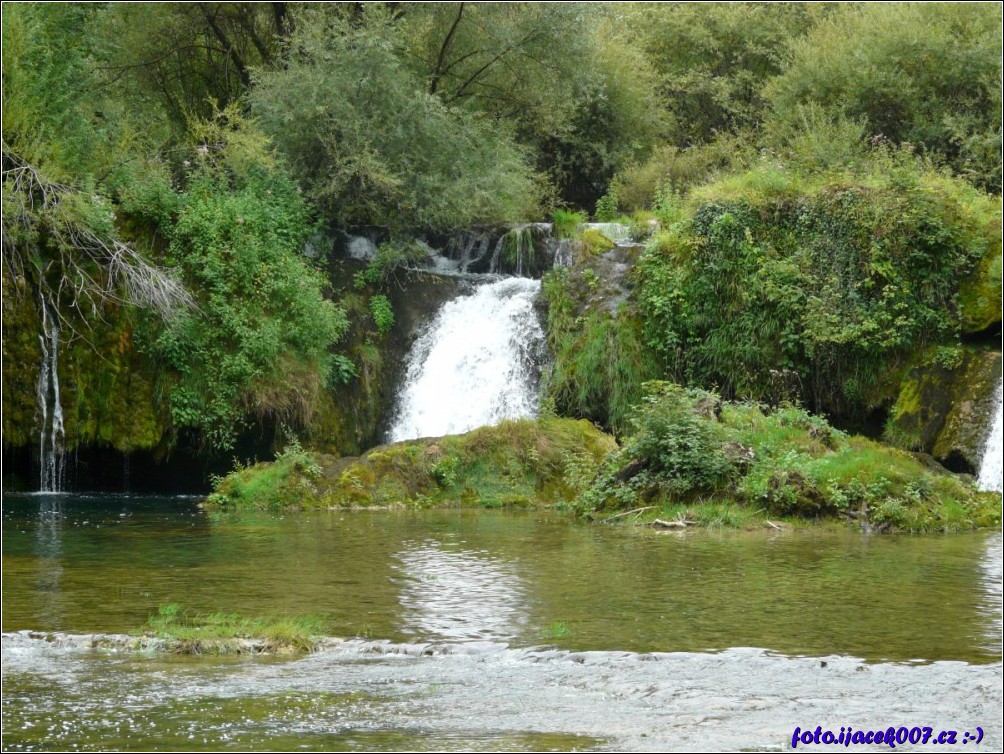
[429,2,465,96]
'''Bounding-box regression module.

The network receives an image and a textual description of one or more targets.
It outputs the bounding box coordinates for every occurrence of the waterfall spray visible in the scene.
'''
[388,278,545,442]
[976,376,1002,493]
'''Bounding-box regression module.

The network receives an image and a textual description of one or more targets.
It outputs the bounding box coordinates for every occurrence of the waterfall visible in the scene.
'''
[388,277,545,442]
[36,295,66,492]
[977,376,1003,492]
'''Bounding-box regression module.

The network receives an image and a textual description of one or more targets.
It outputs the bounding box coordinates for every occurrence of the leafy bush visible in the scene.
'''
[159,166,349,450]
[578,385,999,531]
[594,189,620,222]
[354,240,428,289]
[580,383,732,511]
[369,294,394,335]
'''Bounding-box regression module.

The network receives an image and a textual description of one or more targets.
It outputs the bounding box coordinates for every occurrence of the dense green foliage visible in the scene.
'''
[766,3,1003,192]
[541,264,659,435]
[4,2,1001,490]
[159,166,349,449]
[251,6,541,230]
[637,2,823,148]
[579,383,999,532]
[637,156,1001,418]
[3,4,351,453]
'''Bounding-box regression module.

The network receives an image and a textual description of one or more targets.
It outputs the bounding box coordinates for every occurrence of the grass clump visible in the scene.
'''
[552,209,587,239]
[143,603,326,654]
[207,436,322,510]
[579,228,616,256]
[578,382,1000,532]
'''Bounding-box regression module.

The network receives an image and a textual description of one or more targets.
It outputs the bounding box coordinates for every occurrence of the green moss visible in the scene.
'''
[540,265,660,435]
[638,160,1001,422]
[60,315,171,452]
[959,243,1003,333]
[2,276,171,453]
[1,281,42,447]
[207,418,617,511]
[580,228,616,256]
[886,347,1003,471]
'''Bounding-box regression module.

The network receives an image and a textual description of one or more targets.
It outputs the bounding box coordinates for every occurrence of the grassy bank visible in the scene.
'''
[205,404,999,534]
[141,604,325,655]
[206,418,617,511]
[579,383,1000,533]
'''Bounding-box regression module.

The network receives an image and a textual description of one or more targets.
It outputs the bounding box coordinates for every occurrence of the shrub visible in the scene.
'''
[159,168,349,449]
[579,385,999,532]
[369,294,394,335]
[552,208,587,239]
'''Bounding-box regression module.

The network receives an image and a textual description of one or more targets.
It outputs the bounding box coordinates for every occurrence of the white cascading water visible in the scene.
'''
[36,296,66,492]
[388,277,545,442]
[976,376,1003,492]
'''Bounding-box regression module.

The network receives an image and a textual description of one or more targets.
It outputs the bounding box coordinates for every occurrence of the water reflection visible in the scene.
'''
[3,497,1001,663]
[395,540,527,642]
[978,534,1003,655]
[33,494,65,627]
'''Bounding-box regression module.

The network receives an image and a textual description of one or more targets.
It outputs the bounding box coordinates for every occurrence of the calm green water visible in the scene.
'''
[3,494,1002,751]
[2,494,1000,661]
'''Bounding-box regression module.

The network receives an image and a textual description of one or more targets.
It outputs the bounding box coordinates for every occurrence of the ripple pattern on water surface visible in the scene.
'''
[2,634,1001,753]
[394,541,528,642]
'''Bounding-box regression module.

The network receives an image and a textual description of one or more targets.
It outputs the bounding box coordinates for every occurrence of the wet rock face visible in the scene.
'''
[887,348,1003,473]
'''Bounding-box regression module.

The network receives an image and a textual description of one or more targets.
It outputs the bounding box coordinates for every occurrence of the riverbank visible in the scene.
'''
[205,401,1001,533]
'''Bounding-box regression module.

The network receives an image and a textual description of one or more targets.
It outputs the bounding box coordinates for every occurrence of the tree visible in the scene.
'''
[251,4,540,230]
[766,2,1003,192]
[637,2,824,147]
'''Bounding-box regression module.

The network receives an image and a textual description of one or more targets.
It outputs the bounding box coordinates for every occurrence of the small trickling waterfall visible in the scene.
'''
[343,222,630,279]
[977,377,1003,492]
[388,277,545,442]
[36,295,66,492]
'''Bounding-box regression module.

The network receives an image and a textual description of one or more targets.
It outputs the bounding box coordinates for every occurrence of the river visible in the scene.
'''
[2,494,1001,751]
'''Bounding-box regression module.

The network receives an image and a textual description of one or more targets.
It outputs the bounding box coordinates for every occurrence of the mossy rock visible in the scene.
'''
[208,417,618,510]
[2,279,170,454]
[307,263,464,456]
[580,228,616,256]
[1,284,42,447]
[958,241,1002,334]
[886,348,1002,473]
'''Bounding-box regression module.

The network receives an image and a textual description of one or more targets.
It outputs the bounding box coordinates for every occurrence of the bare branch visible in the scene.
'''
[2,145,196,329]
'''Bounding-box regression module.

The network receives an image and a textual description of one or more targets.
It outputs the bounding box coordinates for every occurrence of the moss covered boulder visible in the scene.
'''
[885,348,1002,473]
[958,234,1002,334]
[207,418,618,510]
